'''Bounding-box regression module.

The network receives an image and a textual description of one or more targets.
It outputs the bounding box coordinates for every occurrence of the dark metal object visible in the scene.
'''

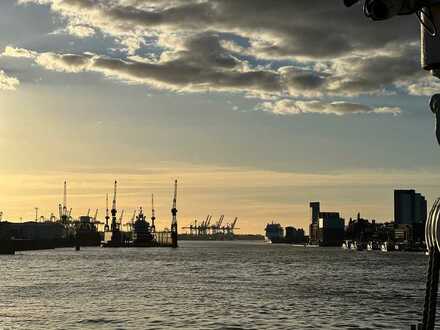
[430,94,440,145]
[343,0,440,22]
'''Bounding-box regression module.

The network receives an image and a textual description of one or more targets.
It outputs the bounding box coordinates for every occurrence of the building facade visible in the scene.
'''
[394,190,427,225]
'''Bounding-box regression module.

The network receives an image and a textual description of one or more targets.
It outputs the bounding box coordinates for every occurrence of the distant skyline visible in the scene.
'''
[1,1,440,233]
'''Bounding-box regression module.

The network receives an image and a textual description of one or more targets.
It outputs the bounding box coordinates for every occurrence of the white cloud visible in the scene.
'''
[258,99,401,116]
[0,71,19,91]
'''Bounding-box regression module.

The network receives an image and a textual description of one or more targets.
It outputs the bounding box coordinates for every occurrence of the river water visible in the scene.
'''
[0,241,431,329]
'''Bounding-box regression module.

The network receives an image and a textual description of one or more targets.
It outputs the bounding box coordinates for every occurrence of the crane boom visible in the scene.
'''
[112,180,117,211]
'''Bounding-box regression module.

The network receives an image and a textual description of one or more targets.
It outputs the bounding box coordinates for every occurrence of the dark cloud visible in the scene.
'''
[10,0,428,115]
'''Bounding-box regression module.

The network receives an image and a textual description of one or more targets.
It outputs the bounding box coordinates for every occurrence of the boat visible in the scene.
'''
[75,216,101,247]
[381,241,395,252]
[265,222,285,243]
[131,207,155,247]
[367,241,380,251]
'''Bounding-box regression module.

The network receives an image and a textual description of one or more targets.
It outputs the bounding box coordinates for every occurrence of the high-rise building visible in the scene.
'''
[318,212,345,247]
[310,202,320,224]
[394,190,427,225]
[309,202,320,244]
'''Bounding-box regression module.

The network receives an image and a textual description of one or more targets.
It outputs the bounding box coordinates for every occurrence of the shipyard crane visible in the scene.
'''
[119,209,125,229]
[93,208,99,223]
[171,180,178,248]
[58,204,62,221]
[104,193,110,231]
[131,210,136,223]
[151,194,156,233]
[111,181,118,231]
[87,208,91,217]
[62,181,68,218]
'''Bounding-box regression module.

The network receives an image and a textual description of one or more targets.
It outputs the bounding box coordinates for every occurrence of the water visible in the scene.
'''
[0,241,431,329]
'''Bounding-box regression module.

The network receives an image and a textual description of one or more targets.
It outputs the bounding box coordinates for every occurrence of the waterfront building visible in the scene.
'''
[394,189,427,225]
[318,212,345,247]
[309,202,320,245]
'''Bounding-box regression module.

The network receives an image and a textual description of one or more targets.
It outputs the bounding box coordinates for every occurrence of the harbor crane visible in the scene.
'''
[119,209,125,229]
[59,181,70,223]
[151,194,156,233]
[104,193,110,231]
[92,209,100,224]
[111,180,118,231]
[171,180,178,248]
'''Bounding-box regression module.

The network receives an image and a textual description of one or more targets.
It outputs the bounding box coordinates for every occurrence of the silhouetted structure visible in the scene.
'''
[318,212,345,247]
[181,215,239,240]
[394,189,427,244]
[171,180,178,248]
[265,222,284,243]
[394,189,427,225]
[265,222,306,244]
[309,202,344,246]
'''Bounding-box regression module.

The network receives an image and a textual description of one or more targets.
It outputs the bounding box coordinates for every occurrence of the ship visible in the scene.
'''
[265,222,285,243]
[132,207,155,247]
[75,215,101,247]
[0,220,73,252]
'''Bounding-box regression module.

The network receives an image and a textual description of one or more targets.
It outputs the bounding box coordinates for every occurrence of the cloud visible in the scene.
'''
[0,70,19,91]
[17,0,418,59]
[9,1,426,115]
[66,24,95,38]
[259,99,401,116]
[2,46,37,59]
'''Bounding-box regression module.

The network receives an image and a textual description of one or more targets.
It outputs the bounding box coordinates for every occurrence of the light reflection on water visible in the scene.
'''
[0,241,430,329]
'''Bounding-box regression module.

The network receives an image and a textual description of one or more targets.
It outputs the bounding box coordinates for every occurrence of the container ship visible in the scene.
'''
[265,222,307,244]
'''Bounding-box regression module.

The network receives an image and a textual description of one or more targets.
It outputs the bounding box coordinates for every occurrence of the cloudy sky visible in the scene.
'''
[0,0,439,233]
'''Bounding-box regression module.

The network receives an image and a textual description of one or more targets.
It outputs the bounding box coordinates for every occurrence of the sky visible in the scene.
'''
[1,0,440,234]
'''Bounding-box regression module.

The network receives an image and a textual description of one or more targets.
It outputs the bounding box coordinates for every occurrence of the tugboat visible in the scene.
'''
[132,207,155,247]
